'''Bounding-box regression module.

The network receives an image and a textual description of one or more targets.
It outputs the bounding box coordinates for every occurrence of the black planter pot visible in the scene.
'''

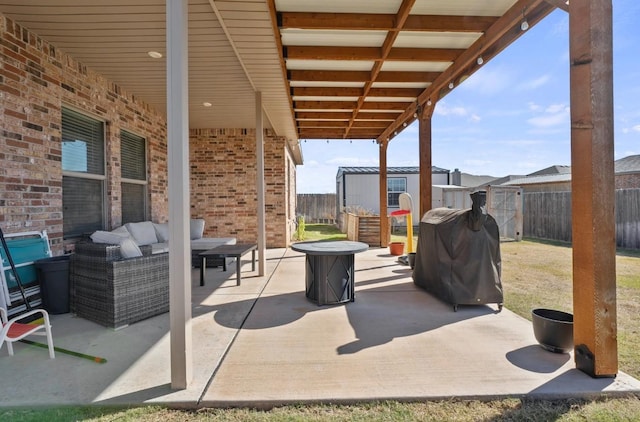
[532,308,574,353]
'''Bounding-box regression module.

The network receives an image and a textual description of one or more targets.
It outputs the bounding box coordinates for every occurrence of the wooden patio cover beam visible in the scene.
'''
[298,129,382,139]
[292,87,423,98]
[377,0,556,143]
[298,120,391,129]
[289,70,439,84]
[295,111,400,120]
[279,12,497,32]
[285,46,464,62]
[294,101,412,111]
[345,0,416,139]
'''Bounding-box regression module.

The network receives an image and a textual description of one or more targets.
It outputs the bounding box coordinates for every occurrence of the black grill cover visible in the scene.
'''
[412,191,503,308]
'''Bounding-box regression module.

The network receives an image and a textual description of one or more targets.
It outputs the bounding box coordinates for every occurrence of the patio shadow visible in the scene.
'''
[338,283,496,354]
[506,344,571,373]
[204,280,496,355]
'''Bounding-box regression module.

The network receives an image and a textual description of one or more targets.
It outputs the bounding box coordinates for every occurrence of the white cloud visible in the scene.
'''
[545,103,567,113]
[500,139,545,146]
[528,113,568,128]
[517,74,551,91]
[633,125,640,132]
[435,103,468,117]
[470,114,481,123]
[528,102,542,112]
[460,66,514,95]
[527,103,570,128]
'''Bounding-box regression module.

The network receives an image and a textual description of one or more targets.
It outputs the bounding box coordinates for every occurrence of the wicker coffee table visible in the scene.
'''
[199,243,257,286]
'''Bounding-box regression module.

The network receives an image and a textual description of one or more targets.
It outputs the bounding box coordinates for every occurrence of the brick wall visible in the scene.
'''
[0,14,296,253]
[616,173,640,189]
[0,15,168,254]
[189,128,295,248]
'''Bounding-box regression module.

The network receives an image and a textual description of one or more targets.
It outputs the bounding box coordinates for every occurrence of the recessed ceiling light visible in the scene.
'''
[147,51,163,59]
[202,102,212,107]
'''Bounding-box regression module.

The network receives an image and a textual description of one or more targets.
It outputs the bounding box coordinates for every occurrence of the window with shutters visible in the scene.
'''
[61,107,106,238]
[120,130,147,224]
[387,177,406,207]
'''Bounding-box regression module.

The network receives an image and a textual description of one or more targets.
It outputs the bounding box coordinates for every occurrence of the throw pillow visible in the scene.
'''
[124,221,159,246]
[111,225,131,238]
[153,223,170,242]
[118,238,143,258]
[190,219,205,240]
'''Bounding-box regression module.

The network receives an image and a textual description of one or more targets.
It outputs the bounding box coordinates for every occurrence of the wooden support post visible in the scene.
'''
[569,0,617,378]
[418,104,435,219]
[379,140,390,247]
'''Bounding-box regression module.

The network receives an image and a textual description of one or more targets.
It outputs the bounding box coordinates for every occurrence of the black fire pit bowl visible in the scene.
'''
[532,308,574,353]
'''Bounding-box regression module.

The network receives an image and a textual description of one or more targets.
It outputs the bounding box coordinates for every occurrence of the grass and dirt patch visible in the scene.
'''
[4,229,640,421]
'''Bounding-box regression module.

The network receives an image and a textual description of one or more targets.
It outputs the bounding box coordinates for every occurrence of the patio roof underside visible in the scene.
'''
[0,0,563,151]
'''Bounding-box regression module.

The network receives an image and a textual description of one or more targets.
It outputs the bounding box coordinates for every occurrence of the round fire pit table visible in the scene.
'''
[291,240,369,305]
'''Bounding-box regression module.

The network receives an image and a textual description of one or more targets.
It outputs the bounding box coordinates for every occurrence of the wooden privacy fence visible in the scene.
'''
[296,193,336,224]
[523,188,640,249]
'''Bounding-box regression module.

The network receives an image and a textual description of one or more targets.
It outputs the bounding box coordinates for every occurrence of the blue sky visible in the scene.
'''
[296,2,640,193]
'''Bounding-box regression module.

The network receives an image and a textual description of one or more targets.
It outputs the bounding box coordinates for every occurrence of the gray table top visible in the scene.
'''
[199,243,257,256]
[290,240,369,256]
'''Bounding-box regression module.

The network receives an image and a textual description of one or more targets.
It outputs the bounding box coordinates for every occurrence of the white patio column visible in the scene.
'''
[256,91,266,276]
[167,0,192,389]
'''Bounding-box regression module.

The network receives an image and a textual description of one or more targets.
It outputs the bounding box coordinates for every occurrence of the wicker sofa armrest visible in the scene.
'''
[70,244,169,328]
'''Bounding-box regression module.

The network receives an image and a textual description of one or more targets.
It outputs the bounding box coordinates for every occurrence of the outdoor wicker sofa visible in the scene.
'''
[70,241,169,329]
[69,219,236,329]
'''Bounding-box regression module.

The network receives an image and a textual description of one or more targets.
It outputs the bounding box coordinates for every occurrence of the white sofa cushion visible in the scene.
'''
[111,225,132,238]
[90,230,142,258]
[125,221,159,246]
[190,219,205,240]
[91,230,128,245]
[151,242,170,254]
[153,223,170,243]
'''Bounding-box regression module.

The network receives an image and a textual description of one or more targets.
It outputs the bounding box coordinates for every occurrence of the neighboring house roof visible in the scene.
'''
[501,155,640,186]
[484,174,527,186]
[336,166,449,180]
[460,173,502,188]
[615,155,640,174]
[527,165,571,176]
[503,173,572,186]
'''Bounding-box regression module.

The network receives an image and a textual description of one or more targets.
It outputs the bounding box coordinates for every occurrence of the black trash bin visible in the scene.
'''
[35,255,70,314]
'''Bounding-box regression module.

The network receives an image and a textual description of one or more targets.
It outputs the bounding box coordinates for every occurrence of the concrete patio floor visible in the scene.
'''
[1,247,639,408]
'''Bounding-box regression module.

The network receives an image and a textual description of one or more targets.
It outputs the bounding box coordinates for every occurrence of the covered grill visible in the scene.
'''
[412,191,503,311]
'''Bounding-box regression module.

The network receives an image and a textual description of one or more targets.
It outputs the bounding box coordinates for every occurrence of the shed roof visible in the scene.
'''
[336,165,448,180]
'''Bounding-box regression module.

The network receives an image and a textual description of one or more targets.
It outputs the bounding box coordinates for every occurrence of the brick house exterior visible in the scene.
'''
[0,15,297,254]
[190,128,296,247]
